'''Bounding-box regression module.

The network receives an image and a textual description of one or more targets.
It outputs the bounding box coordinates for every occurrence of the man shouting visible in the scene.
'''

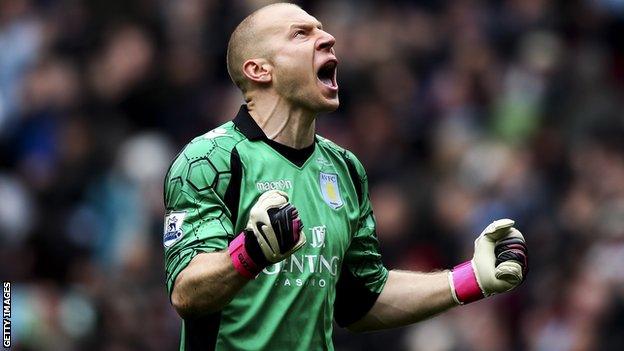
[163,3,528,350]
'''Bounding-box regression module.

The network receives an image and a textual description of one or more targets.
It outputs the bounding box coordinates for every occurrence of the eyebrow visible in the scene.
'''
[289,21,323,31]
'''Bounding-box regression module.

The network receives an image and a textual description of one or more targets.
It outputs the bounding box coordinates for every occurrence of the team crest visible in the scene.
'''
[163,211,187,247]
[319,172,343,209]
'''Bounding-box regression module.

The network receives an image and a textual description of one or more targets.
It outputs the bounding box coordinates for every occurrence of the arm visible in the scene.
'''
[171,251,248,318]
[164,139,305,319]
[348,270,455,332]
[348,219,529,332]
[170,190,306,318]
[335,153,528,332]
[334,152,456,329]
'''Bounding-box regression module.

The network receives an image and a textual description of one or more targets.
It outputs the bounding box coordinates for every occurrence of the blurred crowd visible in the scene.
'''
[1,0,624,350]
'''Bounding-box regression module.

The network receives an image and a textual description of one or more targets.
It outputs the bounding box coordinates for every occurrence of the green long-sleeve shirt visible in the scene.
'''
[163,105,388,350]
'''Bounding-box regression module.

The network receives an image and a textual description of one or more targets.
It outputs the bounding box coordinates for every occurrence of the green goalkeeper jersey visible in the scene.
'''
[163,105,389,350]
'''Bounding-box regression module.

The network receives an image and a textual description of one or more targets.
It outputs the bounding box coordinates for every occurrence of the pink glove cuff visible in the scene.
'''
[451,261,484,304]
[228,233,260,279]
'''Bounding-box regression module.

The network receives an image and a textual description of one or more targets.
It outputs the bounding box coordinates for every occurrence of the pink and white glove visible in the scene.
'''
[228,190,306,279]
[449,219,528,305]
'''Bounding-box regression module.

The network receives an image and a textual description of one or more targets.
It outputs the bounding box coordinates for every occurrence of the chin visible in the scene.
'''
[286,82,339,113]
[295,94,339,114]
[319,98,339,112]
[310,78,339,112]
[312,90,340,113]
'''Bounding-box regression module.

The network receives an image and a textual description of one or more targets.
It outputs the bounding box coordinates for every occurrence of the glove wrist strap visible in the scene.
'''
[228,232,262,279]
[451,260,484,304]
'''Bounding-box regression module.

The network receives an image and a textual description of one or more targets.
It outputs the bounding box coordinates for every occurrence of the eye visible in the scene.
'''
[294,29,306,38]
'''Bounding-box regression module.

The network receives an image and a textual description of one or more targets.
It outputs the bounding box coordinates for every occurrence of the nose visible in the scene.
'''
[316,31,335,52]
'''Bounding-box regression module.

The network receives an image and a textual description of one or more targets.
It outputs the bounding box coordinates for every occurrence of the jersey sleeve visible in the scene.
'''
[334,151,389,327]
[163,136,240,298]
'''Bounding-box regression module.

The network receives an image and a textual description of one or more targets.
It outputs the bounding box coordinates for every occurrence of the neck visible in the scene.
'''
[246,95,316,149]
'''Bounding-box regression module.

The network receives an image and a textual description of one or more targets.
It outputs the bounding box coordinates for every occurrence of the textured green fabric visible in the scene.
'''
[163,118,388,350]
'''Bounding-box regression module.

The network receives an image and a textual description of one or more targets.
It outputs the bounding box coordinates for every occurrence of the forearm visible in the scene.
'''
[171,251,248,318]
[348,270,456,332]
[348,220,529,332]
[170,190,305,319]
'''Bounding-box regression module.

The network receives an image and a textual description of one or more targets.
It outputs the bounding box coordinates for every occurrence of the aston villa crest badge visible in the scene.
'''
[319,172,343,209]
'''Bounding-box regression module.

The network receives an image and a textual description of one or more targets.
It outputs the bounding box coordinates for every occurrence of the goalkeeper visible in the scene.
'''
[163,3,529,350]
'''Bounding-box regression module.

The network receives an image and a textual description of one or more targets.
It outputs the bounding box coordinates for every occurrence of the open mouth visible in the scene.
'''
[317,60,338,90]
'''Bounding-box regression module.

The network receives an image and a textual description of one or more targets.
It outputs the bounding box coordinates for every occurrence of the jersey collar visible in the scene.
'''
[233,104,266,141]
[233,104,316,168]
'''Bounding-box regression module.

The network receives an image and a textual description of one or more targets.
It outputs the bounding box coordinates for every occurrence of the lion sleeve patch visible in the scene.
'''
[163,211,187,248]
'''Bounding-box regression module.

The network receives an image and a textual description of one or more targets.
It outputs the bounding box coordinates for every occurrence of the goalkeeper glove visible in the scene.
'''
[228,190,306,279]
[449,219,528,304]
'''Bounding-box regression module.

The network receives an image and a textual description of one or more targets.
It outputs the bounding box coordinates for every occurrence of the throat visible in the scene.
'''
[271,126,316,150]
[248,99,317,149]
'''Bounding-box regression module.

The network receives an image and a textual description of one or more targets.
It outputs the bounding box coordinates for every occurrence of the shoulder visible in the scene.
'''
[316,134,369,206]
[182,122,245,161]
[165,122,244,196]
[172,122,244,168]
[316,135,366,178]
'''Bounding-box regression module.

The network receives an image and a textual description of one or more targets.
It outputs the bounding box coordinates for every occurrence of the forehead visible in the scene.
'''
[255,5,322,34]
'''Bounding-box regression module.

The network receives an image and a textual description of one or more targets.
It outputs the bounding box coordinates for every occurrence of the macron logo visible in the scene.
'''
[256,179,293,192]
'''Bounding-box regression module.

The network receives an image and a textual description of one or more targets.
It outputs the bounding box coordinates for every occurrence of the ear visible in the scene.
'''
[242,58,272,84]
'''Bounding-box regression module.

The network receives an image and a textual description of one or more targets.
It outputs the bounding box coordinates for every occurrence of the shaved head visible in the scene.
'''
[225,2,338,112]
[226,2,302,92]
